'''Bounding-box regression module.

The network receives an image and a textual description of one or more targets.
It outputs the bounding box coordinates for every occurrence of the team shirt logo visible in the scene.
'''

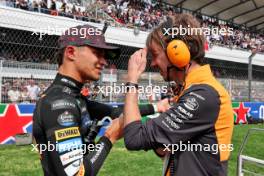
[55,127,80,141]
[57,111,76,127]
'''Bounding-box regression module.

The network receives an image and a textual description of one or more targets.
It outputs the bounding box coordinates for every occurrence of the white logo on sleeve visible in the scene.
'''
[183,97,199,111]
[91,143,104,164]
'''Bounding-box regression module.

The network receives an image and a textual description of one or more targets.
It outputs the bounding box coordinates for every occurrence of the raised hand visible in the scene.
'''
[127,48,147,83]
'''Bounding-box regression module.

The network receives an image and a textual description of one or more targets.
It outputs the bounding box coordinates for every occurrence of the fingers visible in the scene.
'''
[136,50,143,62]
[127,48,147,82]
[137,49,147,63]
[130,48,147,60]
[129,50,141,63]
[142,47,147,59]
[129,49,144,67]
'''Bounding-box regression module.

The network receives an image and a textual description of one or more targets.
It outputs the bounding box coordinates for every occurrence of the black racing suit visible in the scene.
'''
[33,73,112,176]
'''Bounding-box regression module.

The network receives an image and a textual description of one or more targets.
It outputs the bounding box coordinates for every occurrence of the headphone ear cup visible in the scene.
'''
[166,40,191,68]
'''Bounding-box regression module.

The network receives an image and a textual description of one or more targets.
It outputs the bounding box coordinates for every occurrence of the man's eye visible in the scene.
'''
[98,53,106,58]
[93,51,104,58]
[152,52,159,57]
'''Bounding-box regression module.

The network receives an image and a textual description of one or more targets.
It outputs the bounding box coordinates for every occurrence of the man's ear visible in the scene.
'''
[64,46,77,61]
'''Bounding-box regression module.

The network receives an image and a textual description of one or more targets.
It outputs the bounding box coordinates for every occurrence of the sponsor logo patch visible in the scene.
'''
[183,97,199,111]
[51,100,76,110]
[170,113,183,123]
[189,92,205,100]
[55,127,80,141]
[64,158,83,176]
[57,138,82,153]
[57,111,76,127]
[177,106,194,118]
[81,114,93,128]
[60,149,83,166]
[165,116,180,130]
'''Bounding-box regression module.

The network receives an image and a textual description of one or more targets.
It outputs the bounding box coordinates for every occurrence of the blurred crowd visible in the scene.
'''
[201,18,264,53]
[1,0,108,23]
[102,0,263,53]
[1,78,51,103]
[0,52,53,64]
[1,0,263,53]
[1,76,264,103]
[230,88,264,102]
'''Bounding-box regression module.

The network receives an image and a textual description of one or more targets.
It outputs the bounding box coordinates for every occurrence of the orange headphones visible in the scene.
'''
[160,18,191,68]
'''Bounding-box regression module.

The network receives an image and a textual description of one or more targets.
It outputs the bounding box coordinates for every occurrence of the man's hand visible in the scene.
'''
[127,48,147,83]
[104,116,124,144]
[156,98,171,113]
[155,148,171,159]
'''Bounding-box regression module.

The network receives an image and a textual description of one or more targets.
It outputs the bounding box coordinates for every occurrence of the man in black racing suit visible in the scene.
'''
[33,24,123,176]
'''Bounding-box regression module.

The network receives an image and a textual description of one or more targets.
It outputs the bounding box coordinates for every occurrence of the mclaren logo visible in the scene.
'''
[183,97,199,111]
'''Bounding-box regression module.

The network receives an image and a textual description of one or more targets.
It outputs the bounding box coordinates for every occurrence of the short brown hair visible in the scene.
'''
[55,48,66,67]
[146,13,206,65]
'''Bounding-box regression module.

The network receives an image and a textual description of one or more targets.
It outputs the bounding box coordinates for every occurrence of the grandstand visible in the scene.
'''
[0,0,264,103]
[0,0,264,176]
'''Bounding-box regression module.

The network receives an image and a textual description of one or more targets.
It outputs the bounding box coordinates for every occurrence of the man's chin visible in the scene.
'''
[159,71,167,81]
[88,74,100,81]
[93,75,100,81]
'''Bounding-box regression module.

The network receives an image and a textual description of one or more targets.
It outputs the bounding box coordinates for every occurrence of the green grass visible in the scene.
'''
[0,124,263,176]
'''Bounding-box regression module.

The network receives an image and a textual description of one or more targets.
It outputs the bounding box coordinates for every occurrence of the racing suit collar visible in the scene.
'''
[171,64,212,102]
[54,73,84,91]
[184,64,213,89]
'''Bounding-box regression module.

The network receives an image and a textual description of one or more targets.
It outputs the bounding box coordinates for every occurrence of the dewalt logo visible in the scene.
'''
[55,127,80,141]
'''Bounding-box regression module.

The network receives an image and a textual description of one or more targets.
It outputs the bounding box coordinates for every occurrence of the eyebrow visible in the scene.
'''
[90,46,104,53]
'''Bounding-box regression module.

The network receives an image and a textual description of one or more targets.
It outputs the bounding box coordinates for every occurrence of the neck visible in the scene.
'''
[186,61,201,74]
[168,61,201,94]
[58,65,84,83]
